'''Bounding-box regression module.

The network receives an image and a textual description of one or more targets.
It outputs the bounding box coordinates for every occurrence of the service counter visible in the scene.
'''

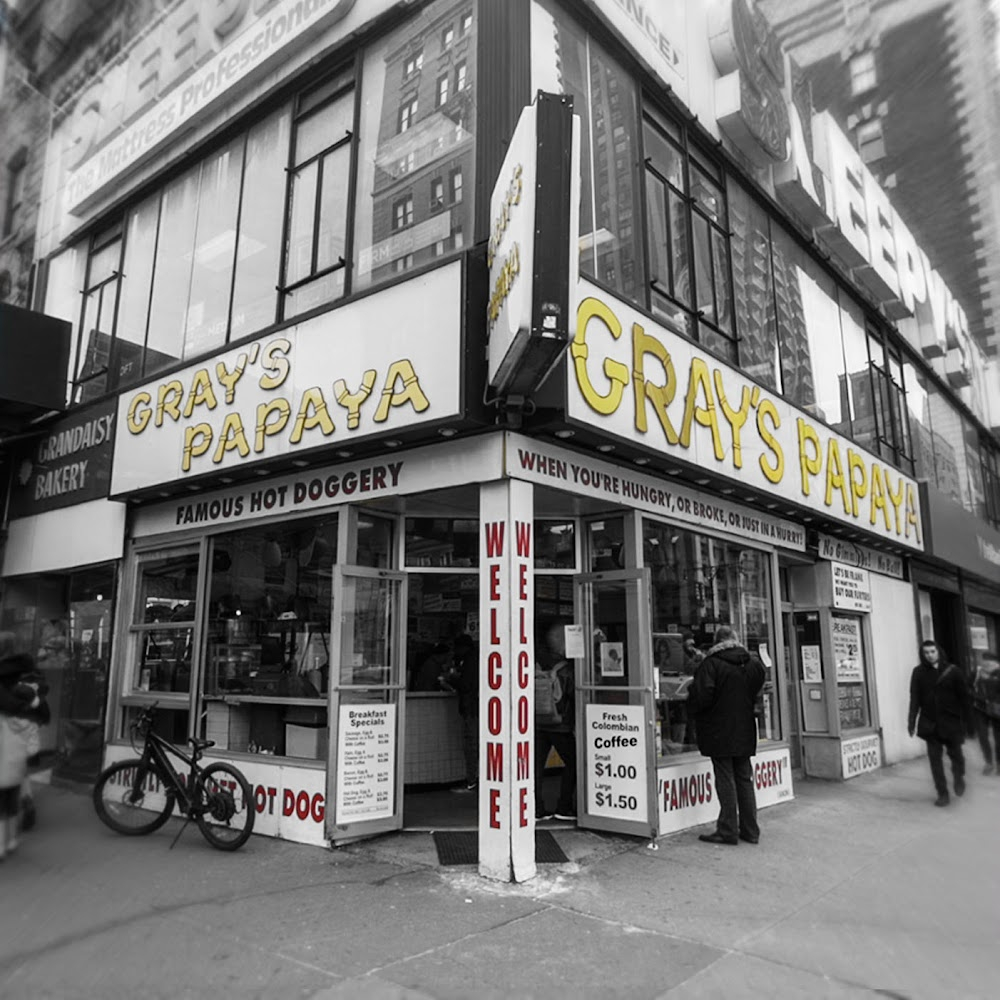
[404,692,465,785]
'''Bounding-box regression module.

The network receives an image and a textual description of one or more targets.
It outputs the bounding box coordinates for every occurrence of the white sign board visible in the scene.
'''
[335,704,396,823]
[830,562,873,613]
[587,704,647,823]
[657,747,792,835]
[567,282,924,551]
[801,644,822,682]
[507,433,806,551]
[841,734,881,779]
[129,434,504,538]
[112,263,462,493]
[832,616,864,683]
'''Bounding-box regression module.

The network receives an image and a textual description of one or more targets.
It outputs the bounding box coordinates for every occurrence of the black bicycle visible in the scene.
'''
[93,704,255,851]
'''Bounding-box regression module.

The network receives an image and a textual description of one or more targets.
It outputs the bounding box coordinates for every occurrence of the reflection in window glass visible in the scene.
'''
[231,109,290,340]
[588,518,625,571]
[838,294,870,444]
[924,383,964,504]
[771,224,844,426]
[532,0,643,304]
[833,613,870,729]
[963,418,986,519]
[405,518,478,567]
[44,247,88,405]
[728,178,779,391]
[184,137,243,360]
[355,0,476,290]
[534,521,576,569]
[145,169,200,375]
[643,520,779,757]
[114,195,159,388]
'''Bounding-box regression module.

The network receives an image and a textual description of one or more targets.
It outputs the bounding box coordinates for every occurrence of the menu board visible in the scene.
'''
[586,704,647,823]
[335,704,396,823]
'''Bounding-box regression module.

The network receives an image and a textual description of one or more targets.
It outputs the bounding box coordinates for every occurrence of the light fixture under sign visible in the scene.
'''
[554,429,575,439]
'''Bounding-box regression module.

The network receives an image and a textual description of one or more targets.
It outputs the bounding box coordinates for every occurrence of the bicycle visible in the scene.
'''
[93,703,255,851]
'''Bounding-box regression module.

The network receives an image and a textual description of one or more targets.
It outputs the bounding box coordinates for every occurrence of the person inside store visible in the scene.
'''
[534,620,576,822]
[443,633,479,791]
[687,625,765,845]
[908,640,973,806]
[681,632,704,675]
[414,643,453,692]
[972,651,1000,775]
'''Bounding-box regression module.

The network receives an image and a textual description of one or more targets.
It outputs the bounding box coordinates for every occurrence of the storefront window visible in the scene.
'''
[405,517,478,567]
[832,613,870,730]
[535,521,576,569]
[406,572,477,691]
[589,518,625,572]
[532,0,643,304]
[129,549,199,697]
[643,520,779,756]
[355,0,477,290]
[203,517,338,757]
[0,565,116,781]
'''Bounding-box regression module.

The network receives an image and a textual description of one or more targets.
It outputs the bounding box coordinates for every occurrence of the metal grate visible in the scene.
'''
[432,830,569,865]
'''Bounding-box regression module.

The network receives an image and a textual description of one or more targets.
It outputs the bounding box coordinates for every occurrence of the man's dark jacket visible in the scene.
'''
[908,660,970,742]
[688,639,765,758]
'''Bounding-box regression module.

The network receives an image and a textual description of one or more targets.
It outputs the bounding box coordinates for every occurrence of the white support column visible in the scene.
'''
[478,479,536,882]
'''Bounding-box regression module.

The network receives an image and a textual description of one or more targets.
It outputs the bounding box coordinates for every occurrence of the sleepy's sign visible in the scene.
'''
[9,399,116,517]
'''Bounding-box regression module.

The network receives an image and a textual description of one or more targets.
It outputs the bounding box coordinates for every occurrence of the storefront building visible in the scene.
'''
[10,0,997,878]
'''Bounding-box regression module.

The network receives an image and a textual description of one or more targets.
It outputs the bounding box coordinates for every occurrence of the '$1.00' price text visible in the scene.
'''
[594,762,637,780]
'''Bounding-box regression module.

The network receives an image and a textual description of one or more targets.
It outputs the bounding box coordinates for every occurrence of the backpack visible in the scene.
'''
[535,664,564,724]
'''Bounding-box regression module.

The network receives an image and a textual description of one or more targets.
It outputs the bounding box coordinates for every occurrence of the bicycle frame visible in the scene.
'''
[136,728,205,815]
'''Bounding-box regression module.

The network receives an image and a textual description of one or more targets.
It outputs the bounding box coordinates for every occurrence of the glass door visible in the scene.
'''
[781,605,802,769]
[326,566,406,844]
[574,569,657,839]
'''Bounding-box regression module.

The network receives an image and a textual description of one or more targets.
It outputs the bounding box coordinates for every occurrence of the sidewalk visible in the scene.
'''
[1,756,996,999]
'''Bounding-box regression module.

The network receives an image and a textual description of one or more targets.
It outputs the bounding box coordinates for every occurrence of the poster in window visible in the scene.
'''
[801,644,822,682]
[600,641,625,677]
[832,616,863,682]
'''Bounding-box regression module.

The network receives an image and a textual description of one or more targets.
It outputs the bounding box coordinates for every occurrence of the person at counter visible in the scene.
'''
[413,644,453,692]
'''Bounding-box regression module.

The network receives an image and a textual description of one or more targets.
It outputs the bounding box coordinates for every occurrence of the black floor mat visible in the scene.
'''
[432,830,569,865]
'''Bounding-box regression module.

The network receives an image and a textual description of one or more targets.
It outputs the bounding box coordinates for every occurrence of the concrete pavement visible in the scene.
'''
[0,755,996,999]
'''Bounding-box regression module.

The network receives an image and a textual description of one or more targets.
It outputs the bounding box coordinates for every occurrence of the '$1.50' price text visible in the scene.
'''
[594,762,637,779]
[594,791,638,811]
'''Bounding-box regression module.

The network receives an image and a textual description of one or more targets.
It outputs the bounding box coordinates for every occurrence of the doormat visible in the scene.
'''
[432,830,569,866]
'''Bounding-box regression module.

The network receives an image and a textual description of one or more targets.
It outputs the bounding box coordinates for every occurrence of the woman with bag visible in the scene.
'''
[0,632,42,860]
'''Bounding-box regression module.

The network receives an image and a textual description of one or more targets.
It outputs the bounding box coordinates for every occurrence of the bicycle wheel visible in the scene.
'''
[194,763,256,851]
[93,758,176,836]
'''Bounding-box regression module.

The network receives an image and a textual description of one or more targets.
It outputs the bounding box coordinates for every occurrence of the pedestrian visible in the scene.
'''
[908,640,972,806]
[446,633,479,792]
[534,620,576,822]
[970,651,1000,776]
[0,632,43,860]
[688,624,765,845]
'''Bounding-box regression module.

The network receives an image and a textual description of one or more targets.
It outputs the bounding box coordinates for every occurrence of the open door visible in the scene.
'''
[574,569,658,839]
[326,566,407,844]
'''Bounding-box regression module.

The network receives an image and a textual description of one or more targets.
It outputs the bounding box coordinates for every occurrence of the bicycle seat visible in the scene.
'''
[189,737,216,752]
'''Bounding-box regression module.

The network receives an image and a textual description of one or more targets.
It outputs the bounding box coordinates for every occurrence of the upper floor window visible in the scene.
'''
[450,167,463,203]
[455,61,467,92]
[460,11,473,36]
[403,50,423,79]
[442,25,454,49]
[850,49,877,97]
[430,178,444,210]
[399,95,418,133]
[281,68,356,320]
[393,196,414,231]
[436,73,450,108]
[72,223,122,403]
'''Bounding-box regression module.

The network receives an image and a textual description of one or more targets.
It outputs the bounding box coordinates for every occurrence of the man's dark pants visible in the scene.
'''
[535,728,576,815]
[711,756,759,841]
[926,735,965,795]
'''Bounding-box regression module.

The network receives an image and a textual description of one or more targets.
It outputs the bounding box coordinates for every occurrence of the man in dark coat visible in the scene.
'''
[908,640,971,806]
[688,625,766,845]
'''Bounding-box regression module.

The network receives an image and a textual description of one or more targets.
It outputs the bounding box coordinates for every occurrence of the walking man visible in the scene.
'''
[908,640,971,806]
[688,625,765,845]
